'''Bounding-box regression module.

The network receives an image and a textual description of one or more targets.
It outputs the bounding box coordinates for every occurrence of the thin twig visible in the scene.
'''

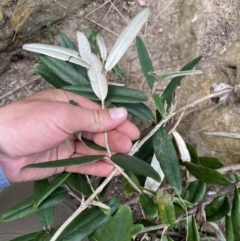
[0,76,41,100]
[154,0,174,21]
[50,167,118,241]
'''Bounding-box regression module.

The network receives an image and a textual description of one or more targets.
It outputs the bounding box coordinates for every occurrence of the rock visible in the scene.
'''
[0,56,9,75]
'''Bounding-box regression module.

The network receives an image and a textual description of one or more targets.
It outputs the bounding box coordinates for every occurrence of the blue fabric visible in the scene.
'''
[0,165,10,189]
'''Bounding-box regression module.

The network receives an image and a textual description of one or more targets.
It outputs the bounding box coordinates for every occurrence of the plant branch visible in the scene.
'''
[50,167,118,241]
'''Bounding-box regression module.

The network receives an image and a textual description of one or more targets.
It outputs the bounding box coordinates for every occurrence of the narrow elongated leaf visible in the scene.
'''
[63,84,147,103]
[144,154,164,191]
[0,187,67,222]
[37,54,88,85]
[96,33,108,61]
[154,70,202,80]
[81,138,106,151]
[199,156,224,169]
[161,56,202,108]
[59,32,78,50]
[23,155,104,169]
[186,143,199,163]
[140,193,158,218]
[66,173,92,196]
[33,172,71,209]
[77,32,107,101]
[185,162,231,186]
[231,187,240,240]
[55,198,120,241]
[172,131,191,162]
[204,131,240,140]
[105,7,151,71]
[187,215,200,241]
[205,196,230,222]
[136,36,154,89]
[9,231,42,241]
[162,236,174,241]
[156,191,175,225]
[114,102,154,120]
[34,63,68,88]
[99,206,132,241]
[153,93,166,117]
[131,224,144,237]
[112,64,124,78]
[23,43,89,68]
[153,127,182,194]
[226,215,234,241]
[184,180,206,204]
[34,179,54,229]
[111,153,160,182]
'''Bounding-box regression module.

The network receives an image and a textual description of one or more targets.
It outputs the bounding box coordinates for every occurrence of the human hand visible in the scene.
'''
[0,89,140,182]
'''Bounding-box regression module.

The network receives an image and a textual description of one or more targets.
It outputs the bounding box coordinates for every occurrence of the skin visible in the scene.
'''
[0,89,140,183]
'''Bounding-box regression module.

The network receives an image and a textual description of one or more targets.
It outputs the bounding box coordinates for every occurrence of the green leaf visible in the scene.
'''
[111,153,160,182]
[162,235,174,241]
[34,179,54,229]
[136,36,154,89]
[135,219,157,234]
[0,187,67,222]
[34,64,69,88]
[205,196,230,222]
[9,231,42,241]
[229,173,240,182]
[63,84,148,103]
[156,191,175,225]
[153,127,182,194]
[98,206,132,241]
[198,156,224,169]
[231,187,240,240]
[161,56,202,108]
[34,172,71,209]
[139,193,158,218]
[184,180,206,204]
[187,215,200,241]
[112,65,124,78]
[130,224,144,237]
[157,70,202,80]
[66,173,92,196]
[81,138,106,151]
[185,162,231,186]
[56,198,121,241]
[23,155,104,169]
[134,136,154,162]
[114,102,154,120]
[186,143,199,163]
[37,54,88,85]
[226,215,234,241]
[153,93,166,117]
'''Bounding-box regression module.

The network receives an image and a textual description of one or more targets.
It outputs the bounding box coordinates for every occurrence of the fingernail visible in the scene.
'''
[109,108,127,120]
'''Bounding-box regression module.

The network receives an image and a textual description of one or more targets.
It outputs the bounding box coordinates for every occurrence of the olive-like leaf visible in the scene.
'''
[63,84,147,103]
[136,36,154,89]
[139,193,158,218]
[205,196,230,222]
[204,131,240,140]
[96,33,108,62]
[23,155,104,169]
[111,153,160,182]
[34,172,71,209]
[161,56,202,108]
[162,235,174,241]
[198,156,224,169]
[185,162,231,186]
[9,231,43,241]
[66,173,93,196]
[187,215,200,241]
[34,179,54,229]
[59,32,78,51]
[81,138,106,151]
[50,198,121,241]
[153,93,166,117]
[130,224,144,237]
[153,70,202,80]
[184,180,206,204]
[37,54,88,85]
[186,143,199,163]
[156,191,175,225]
[34,63,69,88]
[105,7,151,71]
[231,187,240,240]
[0,187,67,222]
[226,215,234,241]
[112,65,124,78]
[153,127,182,194]
[114,102,154,120]
[23,43,89,67]
[98,206,132,241]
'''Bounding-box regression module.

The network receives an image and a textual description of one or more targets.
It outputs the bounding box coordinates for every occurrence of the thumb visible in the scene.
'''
[64,106,128,134]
